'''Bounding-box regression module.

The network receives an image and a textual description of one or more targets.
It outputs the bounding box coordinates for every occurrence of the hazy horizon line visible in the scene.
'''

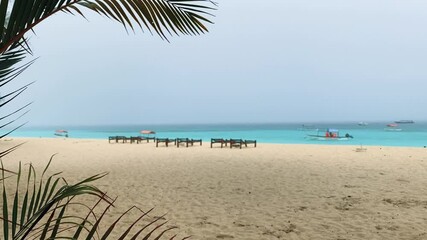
[17,120,427,129]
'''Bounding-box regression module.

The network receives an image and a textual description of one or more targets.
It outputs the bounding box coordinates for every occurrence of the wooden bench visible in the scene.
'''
[191,139,203,146]
[244,140,257,147]
[211,138,225,148]
[108,136,126,143]
[229,139,244,149]
[177,138,203,147]
[156,138,176,147]
[130,136,142,144]
[108,136,117,143]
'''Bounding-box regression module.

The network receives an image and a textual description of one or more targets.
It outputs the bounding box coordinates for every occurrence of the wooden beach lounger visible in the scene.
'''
[130,136,156,144]
[229,139,257,148]
[108,136,117,143]
[191,139,203,146]
[177,138,203,148]
[130,136,143,144]
[244,139,257,147]
[108,136,126,143]
[210,138,225,148]
[229,139,244,149]
[156,138,176,147]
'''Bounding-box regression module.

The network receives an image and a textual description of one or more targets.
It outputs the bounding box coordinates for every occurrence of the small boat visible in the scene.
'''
[358,122,368,126]
[394,120,414,124]
[384,124,402,132]
[140,130,156,135]
[306,128,353,141]
[54,129,68,137]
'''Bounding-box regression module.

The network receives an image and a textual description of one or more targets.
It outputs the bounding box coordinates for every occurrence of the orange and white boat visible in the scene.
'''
[385,124,402,131]
[54,129,69,137]
[306,128,353,141]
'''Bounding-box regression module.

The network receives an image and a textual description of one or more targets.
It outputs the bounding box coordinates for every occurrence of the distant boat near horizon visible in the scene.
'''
[54,129,69,137]
[297,124,318,131]
[385,123,402,132]
[358,122,368,126]
[394,120,414,124]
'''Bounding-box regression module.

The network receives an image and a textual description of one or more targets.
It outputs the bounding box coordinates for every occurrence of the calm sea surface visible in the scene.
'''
[6,122,427,147]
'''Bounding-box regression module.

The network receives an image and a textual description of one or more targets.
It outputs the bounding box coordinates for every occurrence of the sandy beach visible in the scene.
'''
[2,138,427,239]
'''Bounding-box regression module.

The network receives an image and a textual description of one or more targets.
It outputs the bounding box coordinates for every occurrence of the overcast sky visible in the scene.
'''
[7,0,427,126]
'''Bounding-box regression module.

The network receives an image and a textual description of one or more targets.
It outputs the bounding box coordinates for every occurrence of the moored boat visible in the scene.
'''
[54,129,68,137]
[394,120,414,124]
[384,124,402,132]
[306,128,353,141]
[297,124,318,131]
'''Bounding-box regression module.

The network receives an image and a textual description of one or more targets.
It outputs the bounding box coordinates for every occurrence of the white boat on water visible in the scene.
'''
[358,122,368,126]
[384,123,402,132]
[306,129,353,141]
[54,129,69,137]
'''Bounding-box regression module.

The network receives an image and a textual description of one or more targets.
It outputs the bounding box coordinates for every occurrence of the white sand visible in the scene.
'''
[2,138,427,239]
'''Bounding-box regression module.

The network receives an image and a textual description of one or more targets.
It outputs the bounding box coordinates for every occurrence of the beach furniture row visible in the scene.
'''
[210,138,257,149]
[108,136,203,148]
[108,136,257,149]
[108,136,155,144]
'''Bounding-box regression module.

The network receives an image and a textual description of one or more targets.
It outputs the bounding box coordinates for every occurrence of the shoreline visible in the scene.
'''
[4,136,427,149]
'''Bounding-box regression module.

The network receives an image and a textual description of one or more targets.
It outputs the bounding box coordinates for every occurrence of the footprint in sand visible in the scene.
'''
[383,198,427,208]
[294,206,308,212]
[343,184,360,188]
[335,196,361,211]
[376,225,399,231]
[232,221,249,227]
[396,178,410,183]
[282,223,297,233]
[216,234,234,239]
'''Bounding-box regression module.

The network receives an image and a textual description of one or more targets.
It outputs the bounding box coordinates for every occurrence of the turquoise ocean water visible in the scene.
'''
[6,122,427,147]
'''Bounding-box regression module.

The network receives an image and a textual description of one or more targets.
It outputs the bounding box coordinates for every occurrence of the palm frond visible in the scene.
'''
[0,47,33,139]
[0,0,215,53]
